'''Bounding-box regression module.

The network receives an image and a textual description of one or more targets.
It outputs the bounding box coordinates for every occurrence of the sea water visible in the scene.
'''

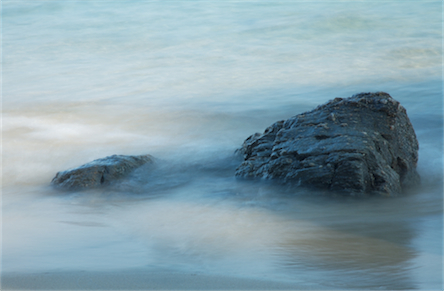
[2,1,443,289]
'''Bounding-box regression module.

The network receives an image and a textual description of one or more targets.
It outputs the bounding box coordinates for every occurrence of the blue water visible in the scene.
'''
[2,1,443,290]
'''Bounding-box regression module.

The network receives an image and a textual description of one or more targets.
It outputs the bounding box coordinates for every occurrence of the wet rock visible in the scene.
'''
[51,154,154,190]
[235,92,420,196]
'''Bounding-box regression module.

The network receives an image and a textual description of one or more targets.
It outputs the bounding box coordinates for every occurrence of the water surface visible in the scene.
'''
[2,1,443,290]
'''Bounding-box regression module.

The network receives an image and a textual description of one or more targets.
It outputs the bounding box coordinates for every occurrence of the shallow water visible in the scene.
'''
[2,1,443,290]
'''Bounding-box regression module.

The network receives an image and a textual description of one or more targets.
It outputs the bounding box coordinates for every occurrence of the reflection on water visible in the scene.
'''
[2,148,443,289]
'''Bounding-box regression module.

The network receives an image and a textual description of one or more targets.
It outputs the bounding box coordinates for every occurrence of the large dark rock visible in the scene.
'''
[51,154,154,190]
[235,92,420,196]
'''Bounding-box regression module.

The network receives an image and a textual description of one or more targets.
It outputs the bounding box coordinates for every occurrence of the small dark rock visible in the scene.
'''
[235,92,420,196]
[51,154,154,191]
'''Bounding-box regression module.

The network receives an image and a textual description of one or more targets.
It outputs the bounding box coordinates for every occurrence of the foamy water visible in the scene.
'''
[2,1,443,289]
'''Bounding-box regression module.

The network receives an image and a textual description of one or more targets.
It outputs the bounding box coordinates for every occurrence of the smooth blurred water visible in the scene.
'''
[2,1,443,290]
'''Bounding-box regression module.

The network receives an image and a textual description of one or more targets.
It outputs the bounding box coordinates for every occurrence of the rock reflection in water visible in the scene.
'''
[275,222,416,289]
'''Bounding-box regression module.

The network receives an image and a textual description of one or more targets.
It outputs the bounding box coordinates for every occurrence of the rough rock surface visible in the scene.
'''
[235,92,420,196]
[51,154,154,190]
